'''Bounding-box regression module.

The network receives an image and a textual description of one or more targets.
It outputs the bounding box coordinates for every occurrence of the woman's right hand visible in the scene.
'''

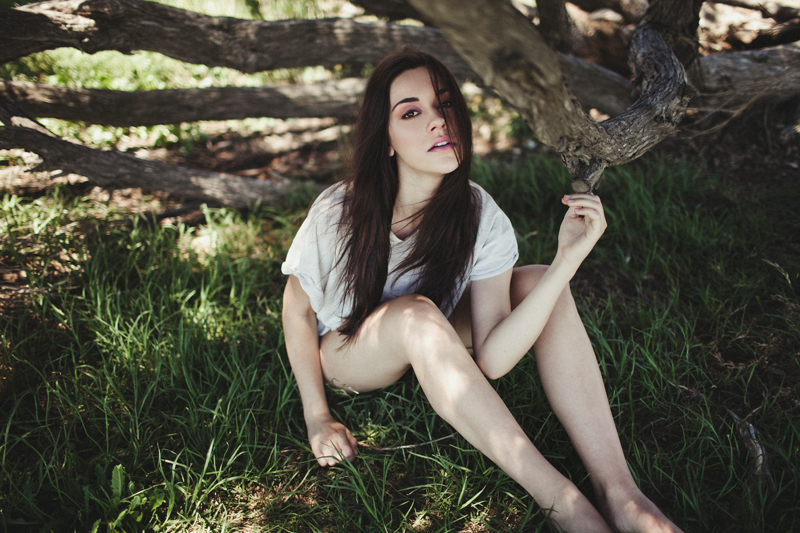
[306,412,359,466]
[557,193,607,267]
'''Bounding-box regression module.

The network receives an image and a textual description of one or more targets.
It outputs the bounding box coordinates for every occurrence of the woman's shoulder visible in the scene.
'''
[468,181,504,218]
[468,180,488,198]
[307,182,347,221]
[467,180,519,278]
[314,181,347,206]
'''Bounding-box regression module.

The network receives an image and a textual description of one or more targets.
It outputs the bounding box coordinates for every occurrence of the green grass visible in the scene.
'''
[1,152,798,532]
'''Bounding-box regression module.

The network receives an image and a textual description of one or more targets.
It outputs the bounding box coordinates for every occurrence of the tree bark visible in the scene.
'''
[0,78,365,125]
[560,55,634,115]
[0,98,306,208]
[565,2,632,75]
[407,0,694,191]
[643,0,704,68]
[0,126,307,208]
[0,68,635,128]
[538,0,577,52]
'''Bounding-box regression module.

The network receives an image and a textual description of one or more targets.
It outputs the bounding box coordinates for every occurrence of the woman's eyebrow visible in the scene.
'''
[391,89,451,112]
[392,97,419,112]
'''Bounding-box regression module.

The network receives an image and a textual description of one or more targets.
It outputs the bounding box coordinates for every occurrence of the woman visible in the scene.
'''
[282,46,683,533]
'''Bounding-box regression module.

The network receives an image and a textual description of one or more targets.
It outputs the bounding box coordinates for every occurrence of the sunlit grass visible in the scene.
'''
[1,151,798,531]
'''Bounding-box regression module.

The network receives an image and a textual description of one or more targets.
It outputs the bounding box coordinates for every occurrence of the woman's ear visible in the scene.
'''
[389,146,395,157]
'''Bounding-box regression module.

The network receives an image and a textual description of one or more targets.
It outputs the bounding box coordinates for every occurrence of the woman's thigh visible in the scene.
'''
[320,294,463,393]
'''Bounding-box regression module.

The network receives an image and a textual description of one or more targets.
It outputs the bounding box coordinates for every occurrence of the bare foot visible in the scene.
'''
[598,484,684,533]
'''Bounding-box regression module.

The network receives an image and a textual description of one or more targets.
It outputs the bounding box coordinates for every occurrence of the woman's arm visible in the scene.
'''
[470,194,607,379]
[282,275,358,466]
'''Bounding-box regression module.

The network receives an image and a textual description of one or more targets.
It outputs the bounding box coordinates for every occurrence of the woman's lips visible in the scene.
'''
[429,137,454,152]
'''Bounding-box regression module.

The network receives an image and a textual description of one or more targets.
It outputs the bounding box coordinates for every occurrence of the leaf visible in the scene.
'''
[148,488,166,511]
[111,464,125,500]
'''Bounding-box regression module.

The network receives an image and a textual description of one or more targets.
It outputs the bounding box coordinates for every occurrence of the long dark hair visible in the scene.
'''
[337,46,480,339]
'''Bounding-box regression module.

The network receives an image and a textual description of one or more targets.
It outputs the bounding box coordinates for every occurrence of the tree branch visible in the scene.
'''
[643,0,704,69]
[407,0,694,191]
[537,0,575,52]
[1,0,472,77]
[0,79,365,125]
[727,17,800,50]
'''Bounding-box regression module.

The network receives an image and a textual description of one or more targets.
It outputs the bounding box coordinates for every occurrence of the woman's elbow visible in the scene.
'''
[473,351,509,381]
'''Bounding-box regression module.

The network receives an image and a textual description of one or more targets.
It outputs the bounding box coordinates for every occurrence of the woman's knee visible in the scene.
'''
[510,265,547,307]
[382,294,449,328]
[381,294,460,352]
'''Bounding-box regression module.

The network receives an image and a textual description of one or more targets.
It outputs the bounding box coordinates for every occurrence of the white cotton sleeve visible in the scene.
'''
[281,187,347,335]
[469,184,519,281]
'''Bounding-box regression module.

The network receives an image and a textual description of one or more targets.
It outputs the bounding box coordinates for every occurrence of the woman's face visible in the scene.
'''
[387,67,459,182]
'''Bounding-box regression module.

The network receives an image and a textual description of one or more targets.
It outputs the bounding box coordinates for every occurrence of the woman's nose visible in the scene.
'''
[429,113,446,131]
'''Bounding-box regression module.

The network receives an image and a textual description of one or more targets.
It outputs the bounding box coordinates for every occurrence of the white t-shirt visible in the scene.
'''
[281,181,519,335]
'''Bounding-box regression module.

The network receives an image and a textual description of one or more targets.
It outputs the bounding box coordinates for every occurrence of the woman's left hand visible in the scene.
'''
[557,193,607,266]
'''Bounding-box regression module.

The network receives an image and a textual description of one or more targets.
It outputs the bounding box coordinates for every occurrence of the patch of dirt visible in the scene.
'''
[138,117,348,185]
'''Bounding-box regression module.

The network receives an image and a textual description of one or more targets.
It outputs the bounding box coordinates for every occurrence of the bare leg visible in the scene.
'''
[321,295,612,532]
[510,265,683,533]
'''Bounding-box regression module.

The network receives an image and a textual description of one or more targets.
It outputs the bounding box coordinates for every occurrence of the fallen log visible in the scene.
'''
[0,125,308,208]
[0,78,365,125]
[693,43,800,111]
[0,98,309,209]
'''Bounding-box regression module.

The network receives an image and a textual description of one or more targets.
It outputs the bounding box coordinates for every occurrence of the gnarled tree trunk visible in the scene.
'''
[407,0,696,191]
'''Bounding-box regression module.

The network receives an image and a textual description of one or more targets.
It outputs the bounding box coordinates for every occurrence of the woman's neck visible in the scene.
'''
[391,173,443,240]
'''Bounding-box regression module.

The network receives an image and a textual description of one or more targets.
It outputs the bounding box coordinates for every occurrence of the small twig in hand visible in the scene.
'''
[357,432,457,451]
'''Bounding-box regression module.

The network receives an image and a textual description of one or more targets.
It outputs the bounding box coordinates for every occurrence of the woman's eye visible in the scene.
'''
[401,109,420,119]
[440,100,453,108]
